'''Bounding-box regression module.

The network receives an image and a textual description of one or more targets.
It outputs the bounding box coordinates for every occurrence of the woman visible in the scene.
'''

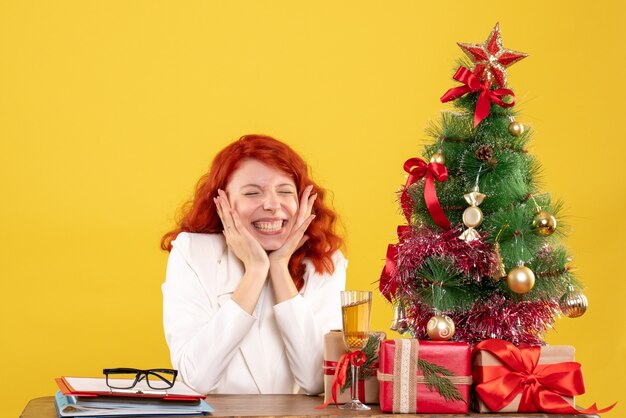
[161,134,346,395]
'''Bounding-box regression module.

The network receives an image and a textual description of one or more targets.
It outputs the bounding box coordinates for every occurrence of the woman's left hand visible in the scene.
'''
[268,185,317,268]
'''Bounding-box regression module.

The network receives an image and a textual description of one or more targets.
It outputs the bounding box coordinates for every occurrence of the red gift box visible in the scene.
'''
[378,339,471,413]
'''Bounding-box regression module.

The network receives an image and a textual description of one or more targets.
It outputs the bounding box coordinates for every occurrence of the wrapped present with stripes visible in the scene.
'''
[377,339,471,413]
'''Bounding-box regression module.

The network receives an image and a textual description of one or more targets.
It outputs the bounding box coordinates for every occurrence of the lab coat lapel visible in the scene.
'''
[239,323,272,393]
[223,247,272,394]
[190,234,229,308]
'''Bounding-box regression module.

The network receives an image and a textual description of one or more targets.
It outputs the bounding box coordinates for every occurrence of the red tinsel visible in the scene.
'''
[394,226,497,292]
[451,295,558,346]
[388,226,558,346]
[404,294,558,346]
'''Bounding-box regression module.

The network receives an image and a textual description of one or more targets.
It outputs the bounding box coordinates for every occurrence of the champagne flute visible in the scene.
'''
[340,290,372,410]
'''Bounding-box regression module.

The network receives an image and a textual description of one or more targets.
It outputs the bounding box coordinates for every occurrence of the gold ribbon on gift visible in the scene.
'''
[378,339,472,413]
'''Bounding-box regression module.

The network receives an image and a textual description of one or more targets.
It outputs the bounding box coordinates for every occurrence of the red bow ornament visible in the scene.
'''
[384,159,450,302]
[441,66,516,127]
[473,339,616,414]
[379,226,411,302]
[379,242,399,303]
[400,157,450,230]
[317,350,366,409]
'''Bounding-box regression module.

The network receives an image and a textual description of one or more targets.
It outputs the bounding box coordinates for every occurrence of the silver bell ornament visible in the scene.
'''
[390,301,410,334]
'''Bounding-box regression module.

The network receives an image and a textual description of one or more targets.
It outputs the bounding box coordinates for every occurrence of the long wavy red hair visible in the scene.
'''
[161,134,344,290]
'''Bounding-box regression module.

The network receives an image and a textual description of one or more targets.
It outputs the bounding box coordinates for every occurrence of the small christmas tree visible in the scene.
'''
[381,23,588,346]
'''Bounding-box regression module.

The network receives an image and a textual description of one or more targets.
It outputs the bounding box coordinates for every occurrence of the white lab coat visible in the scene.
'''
[162,232,346,395]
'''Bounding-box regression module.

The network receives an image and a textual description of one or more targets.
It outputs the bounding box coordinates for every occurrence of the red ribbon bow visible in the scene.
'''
[380,159,450,303]
[379,226,410,302]
[317,350,366,409]
[379,243,399,303]
[440,66,516,127]
[400,157,450,230]
[474,339,616,414]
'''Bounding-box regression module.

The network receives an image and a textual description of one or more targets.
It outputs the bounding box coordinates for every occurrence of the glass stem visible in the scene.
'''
[351,364,360,402]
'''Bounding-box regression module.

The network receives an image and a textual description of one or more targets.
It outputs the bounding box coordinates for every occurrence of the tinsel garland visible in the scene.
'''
[394,226,497,294]
[404,294,558,346]
[389,226,558,345]
[452,295,558,345]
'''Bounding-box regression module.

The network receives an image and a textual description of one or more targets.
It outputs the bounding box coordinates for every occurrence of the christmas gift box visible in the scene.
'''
[377,339,471,413]
[473,339,615,414]
[322,330,385,405]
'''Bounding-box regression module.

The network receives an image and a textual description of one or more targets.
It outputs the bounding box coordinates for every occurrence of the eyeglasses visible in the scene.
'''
[103,368,178,390]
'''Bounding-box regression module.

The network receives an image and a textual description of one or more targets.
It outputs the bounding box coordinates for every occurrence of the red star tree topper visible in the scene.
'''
[457,23,528,88]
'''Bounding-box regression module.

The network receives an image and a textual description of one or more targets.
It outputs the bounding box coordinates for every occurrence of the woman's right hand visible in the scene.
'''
[215,189,270,273]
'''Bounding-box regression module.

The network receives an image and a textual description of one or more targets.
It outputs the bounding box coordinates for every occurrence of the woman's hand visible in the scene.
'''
[216,189,269,315]
[215,189,270,273]
[267,185,317,304]
[268,185,317,268]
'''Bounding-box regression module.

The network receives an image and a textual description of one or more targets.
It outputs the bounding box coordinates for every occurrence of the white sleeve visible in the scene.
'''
[272,251,347,395]
[162,234,256,394]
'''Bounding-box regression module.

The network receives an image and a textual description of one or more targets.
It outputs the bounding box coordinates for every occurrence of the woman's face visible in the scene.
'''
[225,159,299,251]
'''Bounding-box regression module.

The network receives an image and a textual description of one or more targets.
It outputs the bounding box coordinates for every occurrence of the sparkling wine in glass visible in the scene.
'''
[340,290,372,410]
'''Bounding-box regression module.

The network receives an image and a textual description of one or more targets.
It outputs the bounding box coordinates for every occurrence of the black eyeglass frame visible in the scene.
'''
[103,368,178,390]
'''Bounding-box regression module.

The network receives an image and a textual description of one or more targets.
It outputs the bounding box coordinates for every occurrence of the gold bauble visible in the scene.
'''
[430,151,445,165]
[559,286,588,318]
[533,210,557,236]
[462,206,484,228]
[508,121,524,137]
[426,314,455,341]
[506,264,536,294]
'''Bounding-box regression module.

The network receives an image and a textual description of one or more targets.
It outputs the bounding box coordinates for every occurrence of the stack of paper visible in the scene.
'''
[54,376,213,417]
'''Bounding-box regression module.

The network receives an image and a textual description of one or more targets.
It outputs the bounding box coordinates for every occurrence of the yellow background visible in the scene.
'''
[1,1,624,416]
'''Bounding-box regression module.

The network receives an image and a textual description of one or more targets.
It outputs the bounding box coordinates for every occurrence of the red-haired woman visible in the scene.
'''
[161,135,346,395]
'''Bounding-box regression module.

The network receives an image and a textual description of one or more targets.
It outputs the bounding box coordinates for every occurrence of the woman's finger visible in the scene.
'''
[300,185,312,207]
[217,189,236,229]
[214,197,225,221]
[296,185,313,226]
[215,197,233,234]
[291,214,315,242]
[298,193,317,230]
[217,200,231,238]
[230,208,247,235]
[223,200,259,245]
[295,235,310,250]
[307,193,317,217]
[284,215,316,252]
[302,214,316,229]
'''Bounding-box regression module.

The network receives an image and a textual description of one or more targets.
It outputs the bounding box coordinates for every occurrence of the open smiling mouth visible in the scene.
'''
[252,220,287,234]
